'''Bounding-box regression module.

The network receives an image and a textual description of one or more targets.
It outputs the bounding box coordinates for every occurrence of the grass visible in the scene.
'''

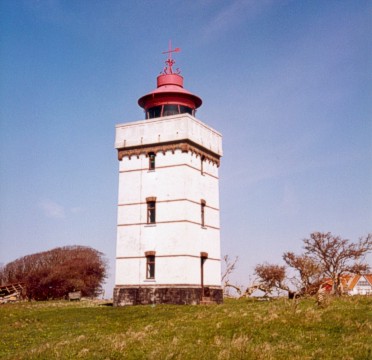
[1,296,371,359]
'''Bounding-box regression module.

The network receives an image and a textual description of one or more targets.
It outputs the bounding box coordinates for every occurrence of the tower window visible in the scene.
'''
[201,199,206,227]
[146,197,156,224]
[149,152,156,170]
[201,155,205,175]
[145,251,156,279]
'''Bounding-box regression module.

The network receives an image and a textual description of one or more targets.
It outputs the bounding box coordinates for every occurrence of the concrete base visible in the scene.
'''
[113,285,223,306]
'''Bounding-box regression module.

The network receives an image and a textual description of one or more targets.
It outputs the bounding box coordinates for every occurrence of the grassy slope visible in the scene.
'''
[1,297,371,360]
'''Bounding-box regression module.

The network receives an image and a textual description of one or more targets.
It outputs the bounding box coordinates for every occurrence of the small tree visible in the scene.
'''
[283,252,322,296]
[303,232,372,296]
[254,263,290,296]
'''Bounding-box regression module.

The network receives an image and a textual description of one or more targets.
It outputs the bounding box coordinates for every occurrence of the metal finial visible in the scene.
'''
[161,40,181,75]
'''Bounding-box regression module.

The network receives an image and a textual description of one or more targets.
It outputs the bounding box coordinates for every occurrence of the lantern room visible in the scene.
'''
[138,46,202,119]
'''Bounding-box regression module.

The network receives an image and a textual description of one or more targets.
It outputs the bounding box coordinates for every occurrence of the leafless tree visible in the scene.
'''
[221,255,275,298]
[303,232,372,296]
[283,252,322,296]
[221,255,242,297]
[241,283,272,298]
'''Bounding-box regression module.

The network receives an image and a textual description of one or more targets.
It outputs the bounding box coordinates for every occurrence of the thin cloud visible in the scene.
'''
[39,199,65,219]
[202,0,277,41]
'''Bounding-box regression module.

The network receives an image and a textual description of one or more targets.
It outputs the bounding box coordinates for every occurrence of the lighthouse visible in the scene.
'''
[113,45,223,305]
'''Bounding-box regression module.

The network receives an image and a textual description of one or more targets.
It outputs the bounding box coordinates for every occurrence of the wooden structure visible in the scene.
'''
[0,283,25,304]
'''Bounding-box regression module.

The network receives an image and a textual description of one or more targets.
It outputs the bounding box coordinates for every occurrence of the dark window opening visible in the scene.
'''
[146,255,155,279]
[179,105,193,115]
[147,106,162,119]
[147,201,156,224]
[200,252,208,297]
[149,152,156,170]
[201,200,206,227]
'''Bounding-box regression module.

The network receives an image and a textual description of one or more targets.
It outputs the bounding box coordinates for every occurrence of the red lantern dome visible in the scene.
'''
[138,43,202,119]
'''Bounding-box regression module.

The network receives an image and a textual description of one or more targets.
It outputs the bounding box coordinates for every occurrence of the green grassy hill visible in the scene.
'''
[1,297,371,359]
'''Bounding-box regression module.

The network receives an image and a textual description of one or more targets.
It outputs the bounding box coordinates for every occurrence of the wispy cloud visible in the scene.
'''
[202,0,277,41]
[39,199,65,219]
[38,200,85,219]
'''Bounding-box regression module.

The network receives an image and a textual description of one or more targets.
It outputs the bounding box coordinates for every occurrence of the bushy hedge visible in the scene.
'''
[0,246,107,300]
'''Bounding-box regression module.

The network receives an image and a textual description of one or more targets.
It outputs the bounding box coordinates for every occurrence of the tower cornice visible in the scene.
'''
[117,138,221,167]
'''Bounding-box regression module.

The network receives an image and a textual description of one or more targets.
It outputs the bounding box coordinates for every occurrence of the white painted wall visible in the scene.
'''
[348,276,372,295]
[115,113,223,157]
[115,114,222,288]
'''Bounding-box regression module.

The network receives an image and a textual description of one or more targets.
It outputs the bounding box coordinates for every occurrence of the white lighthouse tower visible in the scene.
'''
[113,45,223,305]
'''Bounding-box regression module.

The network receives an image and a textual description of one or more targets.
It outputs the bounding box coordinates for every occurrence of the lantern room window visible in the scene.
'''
[146,105,194,119]
[163,104,179,116]
[179,105,193,115]
[147,106,162,119]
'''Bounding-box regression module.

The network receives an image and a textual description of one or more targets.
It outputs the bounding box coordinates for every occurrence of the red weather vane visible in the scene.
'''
[162,40,181,75]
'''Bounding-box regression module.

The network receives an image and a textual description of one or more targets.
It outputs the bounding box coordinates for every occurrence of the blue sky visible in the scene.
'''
[1,0,371,294]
